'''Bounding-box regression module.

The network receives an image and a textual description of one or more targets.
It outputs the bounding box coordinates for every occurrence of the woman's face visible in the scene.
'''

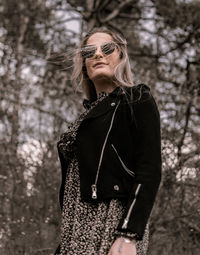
[84,32,121,82]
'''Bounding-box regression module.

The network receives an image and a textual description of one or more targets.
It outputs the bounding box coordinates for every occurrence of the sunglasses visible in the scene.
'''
[81,42,117,59]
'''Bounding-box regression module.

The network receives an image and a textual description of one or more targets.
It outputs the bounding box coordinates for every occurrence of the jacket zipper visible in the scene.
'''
[91,100,120,199]
[111,144,135,177]
[122,183,142,229]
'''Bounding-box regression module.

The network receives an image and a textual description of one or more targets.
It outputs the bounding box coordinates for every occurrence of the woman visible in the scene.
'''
[55,27,162,255]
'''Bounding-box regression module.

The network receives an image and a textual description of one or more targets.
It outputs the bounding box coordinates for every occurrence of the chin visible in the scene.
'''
[91,72,113,81]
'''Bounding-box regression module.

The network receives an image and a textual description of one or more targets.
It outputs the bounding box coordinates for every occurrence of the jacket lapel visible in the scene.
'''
[82,86,123,120]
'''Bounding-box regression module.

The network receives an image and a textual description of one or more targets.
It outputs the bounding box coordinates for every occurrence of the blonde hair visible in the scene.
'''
[71,27,134,101]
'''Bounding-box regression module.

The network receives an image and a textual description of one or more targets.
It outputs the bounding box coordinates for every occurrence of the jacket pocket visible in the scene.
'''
[111,144,135,178]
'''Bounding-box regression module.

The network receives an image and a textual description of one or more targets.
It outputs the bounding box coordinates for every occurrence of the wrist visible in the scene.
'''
[117,236,136,254]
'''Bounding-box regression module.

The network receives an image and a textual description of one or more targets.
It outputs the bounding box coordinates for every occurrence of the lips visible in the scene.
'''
[93,62,107,68]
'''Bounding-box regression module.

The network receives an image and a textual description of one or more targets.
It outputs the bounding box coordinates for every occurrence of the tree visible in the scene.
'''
[0,0,81,254]
[0,0,199,254]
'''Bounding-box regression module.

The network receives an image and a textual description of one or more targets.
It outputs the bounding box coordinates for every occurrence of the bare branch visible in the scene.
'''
[2,96,70,123]
[118,13,162,22]
[100,0,134,23]
[87,0,95,11]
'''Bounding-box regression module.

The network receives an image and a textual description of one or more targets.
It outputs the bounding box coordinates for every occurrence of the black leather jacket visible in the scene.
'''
[56,84,162,244]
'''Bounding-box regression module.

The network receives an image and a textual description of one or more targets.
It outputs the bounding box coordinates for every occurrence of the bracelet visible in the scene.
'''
[114,230,138,241]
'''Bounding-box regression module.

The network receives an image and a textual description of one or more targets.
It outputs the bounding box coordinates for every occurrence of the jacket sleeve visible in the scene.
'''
[117,84,162,240]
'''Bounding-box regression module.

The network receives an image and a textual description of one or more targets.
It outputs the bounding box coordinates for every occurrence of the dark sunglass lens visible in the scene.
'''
[81,46,96,58]
[101,42,115,55]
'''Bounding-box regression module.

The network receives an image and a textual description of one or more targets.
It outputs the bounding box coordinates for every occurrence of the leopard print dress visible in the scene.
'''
[58,93,149,255]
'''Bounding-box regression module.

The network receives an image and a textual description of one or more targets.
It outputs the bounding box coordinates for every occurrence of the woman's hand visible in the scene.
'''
[107,237,136,255]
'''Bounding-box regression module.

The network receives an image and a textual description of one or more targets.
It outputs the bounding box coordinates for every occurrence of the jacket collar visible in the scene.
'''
[82,86,123,110]
[82,86,123,120]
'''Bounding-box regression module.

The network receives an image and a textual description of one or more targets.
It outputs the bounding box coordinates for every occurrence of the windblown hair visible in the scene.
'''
[71,27,134,101]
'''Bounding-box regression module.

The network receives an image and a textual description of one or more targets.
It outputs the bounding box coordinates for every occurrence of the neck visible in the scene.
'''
[93,78,117,95]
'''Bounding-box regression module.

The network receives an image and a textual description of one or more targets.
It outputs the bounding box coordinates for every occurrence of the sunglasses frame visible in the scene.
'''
[81,41,119,59]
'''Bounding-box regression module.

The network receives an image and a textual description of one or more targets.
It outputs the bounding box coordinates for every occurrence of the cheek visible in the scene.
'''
[109,52,121,66]
[108,57,121,72]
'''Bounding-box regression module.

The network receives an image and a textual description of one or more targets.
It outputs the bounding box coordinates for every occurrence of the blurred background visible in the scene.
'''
[0,0,200,254]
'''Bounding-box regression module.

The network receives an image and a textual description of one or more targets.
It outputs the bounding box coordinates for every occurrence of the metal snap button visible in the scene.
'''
[111,102,116,106]
[114,185,119,191]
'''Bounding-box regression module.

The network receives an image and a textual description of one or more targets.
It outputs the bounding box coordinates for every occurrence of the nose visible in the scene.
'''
[94,45,103,58]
